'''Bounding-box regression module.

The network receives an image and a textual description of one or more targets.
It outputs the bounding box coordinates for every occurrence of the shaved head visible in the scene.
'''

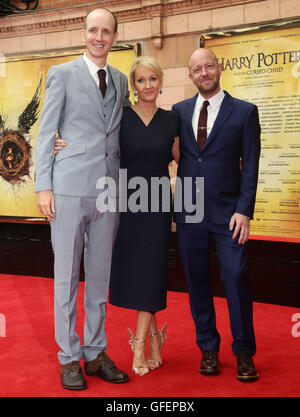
[188,48,222,98]
[188,48,218,71]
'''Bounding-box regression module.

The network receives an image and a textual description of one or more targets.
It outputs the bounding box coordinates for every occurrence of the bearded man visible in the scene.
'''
[172,48,261,382]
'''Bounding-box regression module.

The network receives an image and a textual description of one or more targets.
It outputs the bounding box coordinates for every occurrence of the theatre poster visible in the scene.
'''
[206,26,300,243]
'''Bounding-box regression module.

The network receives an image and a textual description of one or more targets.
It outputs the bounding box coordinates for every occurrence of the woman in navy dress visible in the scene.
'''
[109,57,179,376]
[55,56,179,377]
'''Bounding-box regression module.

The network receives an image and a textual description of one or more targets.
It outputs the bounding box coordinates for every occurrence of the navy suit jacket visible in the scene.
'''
[172,91,261,224]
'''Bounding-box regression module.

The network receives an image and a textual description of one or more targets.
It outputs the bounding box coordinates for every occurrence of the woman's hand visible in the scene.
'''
[171,136,180,164]
[54,138,67,154]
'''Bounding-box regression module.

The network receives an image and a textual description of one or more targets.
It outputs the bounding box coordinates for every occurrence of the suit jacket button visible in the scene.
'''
[198,157,203,162]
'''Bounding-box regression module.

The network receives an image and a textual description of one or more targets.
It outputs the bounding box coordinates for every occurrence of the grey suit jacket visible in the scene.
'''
[35,55,130,197]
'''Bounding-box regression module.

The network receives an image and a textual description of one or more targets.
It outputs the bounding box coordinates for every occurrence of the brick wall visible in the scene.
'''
[14,0,90,10]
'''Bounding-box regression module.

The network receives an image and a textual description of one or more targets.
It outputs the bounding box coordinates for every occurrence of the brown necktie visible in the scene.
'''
[97,69,107,98]
[197,100,209,152]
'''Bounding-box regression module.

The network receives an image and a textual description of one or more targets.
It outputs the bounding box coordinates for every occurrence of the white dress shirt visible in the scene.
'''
[192,88,225,140]
[83,53,108,87]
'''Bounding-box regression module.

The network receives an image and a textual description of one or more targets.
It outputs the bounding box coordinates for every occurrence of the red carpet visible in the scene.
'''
[0,273,299,397]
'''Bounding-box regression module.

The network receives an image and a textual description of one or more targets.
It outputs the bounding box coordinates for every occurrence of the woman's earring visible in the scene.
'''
[133,90,138,97]
[159,88,162,94]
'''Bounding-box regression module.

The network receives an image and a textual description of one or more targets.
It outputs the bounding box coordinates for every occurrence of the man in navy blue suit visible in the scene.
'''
[172,48,261,381]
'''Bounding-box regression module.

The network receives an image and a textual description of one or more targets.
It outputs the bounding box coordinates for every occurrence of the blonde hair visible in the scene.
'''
[130,56,163,89]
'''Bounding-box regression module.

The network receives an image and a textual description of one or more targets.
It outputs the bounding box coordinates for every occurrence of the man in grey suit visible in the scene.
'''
[35,8,130,390]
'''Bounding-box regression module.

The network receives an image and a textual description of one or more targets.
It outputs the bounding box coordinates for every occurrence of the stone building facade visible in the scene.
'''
[1,0,300,108]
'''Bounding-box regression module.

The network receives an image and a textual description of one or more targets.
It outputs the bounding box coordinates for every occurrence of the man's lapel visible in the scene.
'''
[203,91,234,149]
[184,94,199,153]
[74,55,105,120]
[107,65,121,130]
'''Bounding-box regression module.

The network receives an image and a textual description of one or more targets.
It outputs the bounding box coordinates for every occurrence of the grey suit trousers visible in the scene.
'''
[50,194,119,365]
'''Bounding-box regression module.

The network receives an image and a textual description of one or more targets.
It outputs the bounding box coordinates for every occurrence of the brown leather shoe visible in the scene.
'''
[60,361,87,390]
[84,352,129,383]
[236,351,259,382]
[199,351,220,375]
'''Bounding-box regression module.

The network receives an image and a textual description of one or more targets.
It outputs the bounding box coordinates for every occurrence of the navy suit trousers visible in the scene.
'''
[177,218,256,355]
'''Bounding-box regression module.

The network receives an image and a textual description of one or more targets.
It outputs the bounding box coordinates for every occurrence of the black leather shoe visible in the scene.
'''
[236,351,259,382]
[84,352,129,383]
[60,361,87,390]
[199,351,220,375]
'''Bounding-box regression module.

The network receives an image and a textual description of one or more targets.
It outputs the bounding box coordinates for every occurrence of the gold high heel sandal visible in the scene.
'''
[147,322,167,370]
[128,328,150,376]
